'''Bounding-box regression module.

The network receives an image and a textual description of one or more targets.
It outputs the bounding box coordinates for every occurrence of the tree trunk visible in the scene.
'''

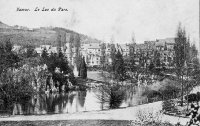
[181,74,184,106]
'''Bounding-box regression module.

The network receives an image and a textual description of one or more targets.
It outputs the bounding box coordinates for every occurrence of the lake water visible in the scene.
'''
[12,85,149,115]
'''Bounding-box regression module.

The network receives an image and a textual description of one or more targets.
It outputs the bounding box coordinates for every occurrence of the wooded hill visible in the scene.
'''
[0,21,102,47]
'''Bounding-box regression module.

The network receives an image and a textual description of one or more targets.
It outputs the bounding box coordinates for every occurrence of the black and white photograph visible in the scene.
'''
[0,0,199,125]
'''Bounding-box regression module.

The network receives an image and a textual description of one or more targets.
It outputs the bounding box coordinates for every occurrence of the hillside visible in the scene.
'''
[0,21,102,47]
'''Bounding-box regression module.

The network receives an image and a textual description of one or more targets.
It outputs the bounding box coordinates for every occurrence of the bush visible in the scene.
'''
[185,92,200,103]
[0,71,35,113]
[96,83,125,109]
[131,108,174,126]
[162,100,178,114]
[142,79,181,101]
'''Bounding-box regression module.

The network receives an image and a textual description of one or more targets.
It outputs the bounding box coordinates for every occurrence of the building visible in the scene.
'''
[117,44,130,57]
[155,38,175,67]
[85,43,101,66]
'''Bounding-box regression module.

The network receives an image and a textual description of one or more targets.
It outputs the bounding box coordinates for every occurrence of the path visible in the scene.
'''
[0,101,190,125]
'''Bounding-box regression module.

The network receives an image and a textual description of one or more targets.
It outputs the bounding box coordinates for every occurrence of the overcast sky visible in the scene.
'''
[0,0,199,47]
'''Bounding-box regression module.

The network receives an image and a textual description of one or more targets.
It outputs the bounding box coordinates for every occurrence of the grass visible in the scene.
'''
[0,120,176,126]
[0,120,132,126]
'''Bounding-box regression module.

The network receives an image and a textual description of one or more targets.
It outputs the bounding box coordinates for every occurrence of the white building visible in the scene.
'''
[85,43,101,66]
[35,45,63,55]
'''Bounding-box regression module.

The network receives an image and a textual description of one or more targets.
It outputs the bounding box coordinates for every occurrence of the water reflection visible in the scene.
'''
[13,86,149,115]
[13,91,86,115]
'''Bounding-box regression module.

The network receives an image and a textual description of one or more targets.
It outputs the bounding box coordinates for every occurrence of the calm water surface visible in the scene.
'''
[13,85,148,115]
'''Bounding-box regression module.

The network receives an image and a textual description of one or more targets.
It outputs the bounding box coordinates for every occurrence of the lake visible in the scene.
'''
[12,85,148,115]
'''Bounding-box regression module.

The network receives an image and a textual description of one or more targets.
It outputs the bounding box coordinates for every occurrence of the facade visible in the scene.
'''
[34,36,176,68]
[84,43,101,66]
[155,38,175,67]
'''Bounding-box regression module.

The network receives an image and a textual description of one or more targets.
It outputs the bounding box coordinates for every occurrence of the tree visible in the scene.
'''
[139,51,146,67]
[77,53,83,76]
[100,42,106,69]
[57,48,71,74]
[0,39,20,73]
[148,62,155,73]
[47,52,57,73]
[18,45,40,67]
[80,57,87,79]
[69,33,74,65]
[113,51,126,81]
[154,50,161,68]
[174,23,188,106]
[0,40,35,113]
[41,47,48,64]
[96,75,125,109]
[23,45,38,58]
[129,33,136,72]
[74,34,81,67]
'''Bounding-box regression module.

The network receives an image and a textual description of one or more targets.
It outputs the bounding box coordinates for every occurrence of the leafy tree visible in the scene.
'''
[18,45,39,67]
[47,52,57,73]
[0,71,34,112]
[0,39,20,73]
[0,40,36,112]
[47,50,74,92]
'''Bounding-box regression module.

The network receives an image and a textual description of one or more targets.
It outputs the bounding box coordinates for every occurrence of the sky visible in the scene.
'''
[0,0,199,47]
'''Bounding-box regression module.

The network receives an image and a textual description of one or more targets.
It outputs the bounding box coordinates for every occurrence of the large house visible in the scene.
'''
[83,43,101,66]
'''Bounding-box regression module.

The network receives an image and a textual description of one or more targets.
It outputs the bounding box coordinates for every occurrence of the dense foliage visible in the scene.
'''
[40,48,76,92]
[0,39,35,112]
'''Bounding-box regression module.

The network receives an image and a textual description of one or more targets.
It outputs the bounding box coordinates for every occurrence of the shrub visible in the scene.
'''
[162,100,178,114]
[96,83,125,109]
[131,108,174,126]
[0,70,35,113]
